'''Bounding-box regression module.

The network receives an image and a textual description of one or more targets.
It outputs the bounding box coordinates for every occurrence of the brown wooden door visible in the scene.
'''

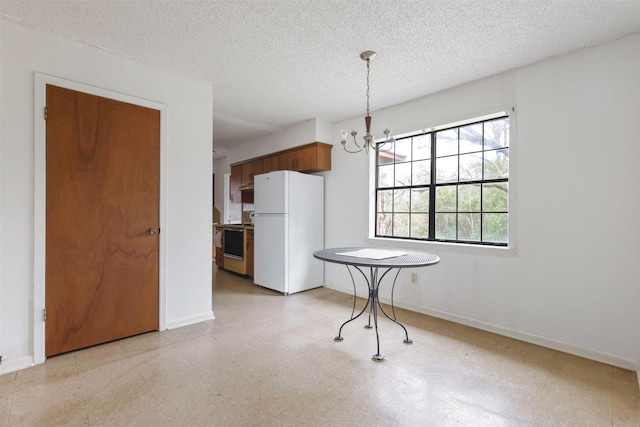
[45,85,160,357]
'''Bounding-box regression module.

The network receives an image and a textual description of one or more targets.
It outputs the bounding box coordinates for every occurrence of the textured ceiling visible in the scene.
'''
[2,0,639,158]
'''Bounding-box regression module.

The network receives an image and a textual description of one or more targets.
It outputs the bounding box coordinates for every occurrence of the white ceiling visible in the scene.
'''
[2,1,639,159]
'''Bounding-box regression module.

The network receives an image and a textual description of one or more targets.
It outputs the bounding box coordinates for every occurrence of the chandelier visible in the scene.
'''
[340,51,394,154]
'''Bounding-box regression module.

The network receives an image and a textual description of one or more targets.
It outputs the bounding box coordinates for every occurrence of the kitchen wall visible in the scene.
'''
[221,34,640,370]
[0,19,214,373]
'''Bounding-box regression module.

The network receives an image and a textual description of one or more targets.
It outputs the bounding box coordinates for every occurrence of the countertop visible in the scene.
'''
[213,223,254,229]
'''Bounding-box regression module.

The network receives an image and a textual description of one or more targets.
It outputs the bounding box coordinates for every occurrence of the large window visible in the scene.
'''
[376,114,509,246]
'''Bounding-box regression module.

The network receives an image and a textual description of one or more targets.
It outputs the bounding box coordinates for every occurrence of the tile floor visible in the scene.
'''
[1,267,639,426]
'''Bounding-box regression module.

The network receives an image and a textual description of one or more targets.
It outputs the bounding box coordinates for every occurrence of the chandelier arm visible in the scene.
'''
[341,141,364,153]
[353,134,364,149]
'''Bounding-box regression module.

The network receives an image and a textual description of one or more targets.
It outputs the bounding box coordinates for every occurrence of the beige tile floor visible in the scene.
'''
[1,267,639,426]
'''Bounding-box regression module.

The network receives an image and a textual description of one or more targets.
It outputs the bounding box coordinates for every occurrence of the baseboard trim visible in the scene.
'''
[0,355,35,376]
[165,310,214,330]
[325,283,639,371]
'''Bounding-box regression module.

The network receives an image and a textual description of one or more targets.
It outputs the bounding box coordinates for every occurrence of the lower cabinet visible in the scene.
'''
[246,228,254,278]
[213,225,254,278]
[213,225,224,267]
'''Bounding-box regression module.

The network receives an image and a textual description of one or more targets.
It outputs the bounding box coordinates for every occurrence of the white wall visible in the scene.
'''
[326,34,640,369]
[0,20,214,373]
[226,118,332,165]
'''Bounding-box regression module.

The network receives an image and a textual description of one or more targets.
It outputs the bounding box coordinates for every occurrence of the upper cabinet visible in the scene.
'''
[262,155,279,174]
[278,143,332,172]
[229,164,242,203]
[230,142,332,200]
[241,159,263,187]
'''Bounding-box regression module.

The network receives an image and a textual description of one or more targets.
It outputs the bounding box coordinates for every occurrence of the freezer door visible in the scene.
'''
[254,171,288,214]
[253,214,287,293]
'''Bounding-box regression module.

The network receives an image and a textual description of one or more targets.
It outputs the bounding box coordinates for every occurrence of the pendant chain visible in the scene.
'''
[366,59,371,117]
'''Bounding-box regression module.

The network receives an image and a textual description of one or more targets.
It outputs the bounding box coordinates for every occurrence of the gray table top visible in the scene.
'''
[313,247,440,269]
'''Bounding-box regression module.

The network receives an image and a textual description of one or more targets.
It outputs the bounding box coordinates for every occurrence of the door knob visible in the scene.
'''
[147,227,159,235]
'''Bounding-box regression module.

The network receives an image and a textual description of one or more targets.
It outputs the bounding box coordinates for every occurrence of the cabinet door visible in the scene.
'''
[229,164,242,202]
[245,228,254,278]
[278,149,310,171]
[277,143,332,172]
[262,156,279,173]
[291,146,318,171]
[214,226,224,267]
[241,159,263,185]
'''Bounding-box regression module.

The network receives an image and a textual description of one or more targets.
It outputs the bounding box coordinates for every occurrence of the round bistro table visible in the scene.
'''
[313,247,440,361]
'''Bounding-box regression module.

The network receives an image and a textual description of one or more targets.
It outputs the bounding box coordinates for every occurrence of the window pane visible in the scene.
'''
[394,213,410,237]
[483,183,508,212]
[378,164,394,187]
[411,188,429,212]
[458,213,481,241]
[436,186,456,212]
[435,213,457,240]
[484,118,509,150]
[459,152,483,181]
[377,150,395,165]
[377,190,394,213]
[395,162,411,187]
[483,213,508,243]
[377,138,395,154]
[458,184,480,212]
[410,213,429,238]
[484,148,509,180]
[459,123,483,154]
[413,134,431,160]
[395,189,410,212]
[436,156,458,183]
[377,213,393,236]
[412,160,430,185]
[436,129,458,157]
[395,138,412,162]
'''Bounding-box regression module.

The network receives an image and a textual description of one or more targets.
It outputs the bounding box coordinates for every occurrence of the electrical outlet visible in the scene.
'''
[410,272,418,283]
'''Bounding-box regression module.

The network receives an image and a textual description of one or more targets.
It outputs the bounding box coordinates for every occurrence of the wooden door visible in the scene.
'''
[45,85,160,357]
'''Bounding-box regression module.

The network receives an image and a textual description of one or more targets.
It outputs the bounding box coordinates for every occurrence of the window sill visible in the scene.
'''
[367,236,518,257]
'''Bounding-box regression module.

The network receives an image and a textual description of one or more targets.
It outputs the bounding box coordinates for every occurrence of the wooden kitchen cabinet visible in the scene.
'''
[229,142,332,200]
[229,164,242,203]
[245,228,254,278]
[240,159,262,203]
[262,155,279,174]
[213,225,224,267]
[278,142,332,172]
[241,159,263,186]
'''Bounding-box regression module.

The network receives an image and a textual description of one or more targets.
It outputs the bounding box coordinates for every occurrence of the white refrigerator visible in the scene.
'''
[253,170,324,294]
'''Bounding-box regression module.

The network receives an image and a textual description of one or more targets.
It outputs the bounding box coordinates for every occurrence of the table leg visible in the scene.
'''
[377,269,413,344]
[370,267,384,361]
[334,265,370,342]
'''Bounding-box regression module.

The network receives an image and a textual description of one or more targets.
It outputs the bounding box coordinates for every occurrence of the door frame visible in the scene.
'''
[33,73,168,364]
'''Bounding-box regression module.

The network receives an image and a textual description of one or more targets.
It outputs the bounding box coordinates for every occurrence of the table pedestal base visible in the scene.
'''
[334,265,413,361]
